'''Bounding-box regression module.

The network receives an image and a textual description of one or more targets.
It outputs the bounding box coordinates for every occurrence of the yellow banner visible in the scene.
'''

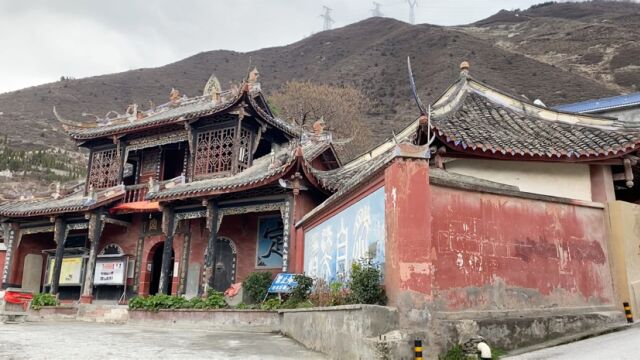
[47,257,83,285]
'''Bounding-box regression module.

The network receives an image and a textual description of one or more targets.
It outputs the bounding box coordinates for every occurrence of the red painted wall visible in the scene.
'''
[381,156,614,314]
[188,212,281,285]
[10,233,55,287]
[429,185,613,311]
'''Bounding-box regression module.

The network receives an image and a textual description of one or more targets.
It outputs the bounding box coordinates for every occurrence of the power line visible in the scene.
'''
[320,5,335,31]
[371,2,383,17]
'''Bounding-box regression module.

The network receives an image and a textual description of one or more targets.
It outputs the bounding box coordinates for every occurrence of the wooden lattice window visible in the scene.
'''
[194,127,236,176]
[88,148,120,189]
[237,128,252,171]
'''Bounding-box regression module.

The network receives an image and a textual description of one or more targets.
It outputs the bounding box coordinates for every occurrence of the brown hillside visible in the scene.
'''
[465,1,640,93]
[1,2,633,194]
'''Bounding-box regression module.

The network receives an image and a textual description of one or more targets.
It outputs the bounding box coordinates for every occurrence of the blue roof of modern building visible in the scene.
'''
[554,92,640,114]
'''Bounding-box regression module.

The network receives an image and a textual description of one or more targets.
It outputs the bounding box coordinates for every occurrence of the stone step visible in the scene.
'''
[76,304,129,324]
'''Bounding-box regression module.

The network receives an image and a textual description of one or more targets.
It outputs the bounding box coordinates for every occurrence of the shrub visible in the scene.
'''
[289,274,313,303]
[261,298,282,310]
[128,291,228,311]
[348,260,386,305]
[310,279,350,307]
[439,345,465,360]
[30,293,58,310]
[243,272,273,303]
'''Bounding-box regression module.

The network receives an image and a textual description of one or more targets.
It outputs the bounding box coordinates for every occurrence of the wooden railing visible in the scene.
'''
[123,184,149,203]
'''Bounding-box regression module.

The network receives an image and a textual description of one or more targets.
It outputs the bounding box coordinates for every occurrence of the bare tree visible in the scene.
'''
[269,81,374,159]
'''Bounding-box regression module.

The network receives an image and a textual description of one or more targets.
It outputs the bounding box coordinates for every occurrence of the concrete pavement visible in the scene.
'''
[506,325,640,360]
[0,321,326,359]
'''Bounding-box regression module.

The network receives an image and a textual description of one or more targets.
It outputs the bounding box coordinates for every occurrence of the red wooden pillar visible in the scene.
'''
[383,147,432,309]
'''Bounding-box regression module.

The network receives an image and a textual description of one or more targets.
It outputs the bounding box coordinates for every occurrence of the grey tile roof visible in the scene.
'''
[65,91,299,140]
[429,76,640,159]
[0,186,124,218]
[147,140,331,201]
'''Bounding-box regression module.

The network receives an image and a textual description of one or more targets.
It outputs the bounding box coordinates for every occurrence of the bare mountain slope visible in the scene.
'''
[1,3,633,194]
[464,1,640,93]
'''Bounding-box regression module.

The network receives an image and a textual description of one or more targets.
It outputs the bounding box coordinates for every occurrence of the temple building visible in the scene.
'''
[1,61,640,348]
[0,68,340,302]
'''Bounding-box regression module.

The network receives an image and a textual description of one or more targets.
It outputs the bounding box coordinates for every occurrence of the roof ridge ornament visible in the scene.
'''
[203,73,222,103]
[460,61,470,78]
[169,88,181,106]
[53,106,98,130]
[407,57,436,149]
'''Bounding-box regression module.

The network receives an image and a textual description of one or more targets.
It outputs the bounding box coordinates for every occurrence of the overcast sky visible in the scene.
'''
[0,0,563,94]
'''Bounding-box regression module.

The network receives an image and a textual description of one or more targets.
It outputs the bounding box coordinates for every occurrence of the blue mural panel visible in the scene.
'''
[304,187,385,283]
[256,216,284,268]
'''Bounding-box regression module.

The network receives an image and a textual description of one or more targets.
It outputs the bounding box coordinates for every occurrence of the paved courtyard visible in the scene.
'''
[0,321,326,359]
[506,325,640,360]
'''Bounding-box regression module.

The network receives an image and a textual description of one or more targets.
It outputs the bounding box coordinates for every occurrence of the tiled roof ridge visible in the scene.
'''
[434,75,637,131]
[61,88,302,141]
[426,75,640,160]
[64,90,245,140]
[0,186,124,217]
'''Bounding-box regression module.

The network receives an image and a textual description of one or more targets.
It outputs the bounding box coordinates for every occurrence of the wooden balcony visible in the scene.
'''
[123,184,149,203]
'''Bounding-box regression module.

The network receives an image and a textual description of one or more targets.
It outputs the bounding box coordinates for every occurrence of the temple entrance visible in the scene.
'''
[149,242,174,295]
[212,237,237,292]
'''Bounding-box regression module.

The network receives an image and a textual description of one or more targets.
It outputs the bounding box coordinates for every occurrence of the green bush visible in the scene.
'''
[439,345,465,360]
[289,274,313,303]
[261,298,282,310]
[128,291,228,311]
[439,344,506,360]
[30,293,58,310]
[348,260,386,305]
[309,279,350,307]
[243,272,273,303]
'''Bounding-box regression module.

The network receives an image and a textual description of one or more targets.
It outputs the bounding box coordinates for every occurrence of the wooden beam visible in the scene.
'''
[80,211,104,303]
[158,207,175,295]
[206,200,219,291]
[49,218,67,295]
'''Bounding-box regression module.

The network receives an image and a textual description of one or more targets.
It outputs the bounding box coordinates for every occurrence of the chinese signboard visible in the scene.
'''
[256,216,284,268]
[304,187,385,283]
[268,273,298,293]
[93,258,126,285]
[46,257,84,286]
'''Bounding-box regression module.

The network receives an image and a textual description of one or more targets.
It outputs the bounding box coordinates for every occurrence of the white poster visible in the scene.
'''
[93,258,126,285]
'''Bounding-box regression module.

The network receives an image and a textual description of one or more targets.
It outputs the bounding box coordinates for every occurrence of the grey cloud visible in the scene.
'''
[0,0,573,93]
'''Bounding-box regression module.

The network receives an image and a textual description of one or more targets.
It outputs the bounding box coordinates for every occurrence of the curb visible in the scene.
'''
[505,322,640,357]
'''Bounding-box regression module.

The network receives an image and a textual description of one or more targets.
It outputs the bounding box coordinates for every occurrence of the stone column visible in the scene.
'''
[49,217,68,295]
[158,207,175,295]
[206,200,219,290]
[80,212,104,303]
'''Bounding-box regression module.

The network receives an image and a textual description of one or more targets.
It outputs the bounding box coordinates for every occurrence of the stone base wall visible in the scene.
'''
[28,306,77,322]
[27,304,627,359]
[128,309,279,332]
[435,309,625,353]
[279,305,408,360]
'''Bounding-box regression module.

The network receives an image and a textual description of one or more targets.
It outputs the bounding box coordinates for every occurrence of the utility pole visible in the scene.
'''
[406,0,417,25]
[371,2,383,17]
[321,5,335,31]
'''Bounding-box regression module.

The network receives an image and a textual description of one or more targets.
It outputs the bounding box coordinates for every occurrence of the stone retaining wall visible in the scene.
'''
[28,306,77,322]
[128,309,280,332]
[278,305,412,359]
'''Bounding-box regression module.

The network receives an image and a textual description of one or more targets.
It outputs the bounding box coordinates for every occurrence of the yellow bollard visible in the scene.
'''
[414,340,423,360]
[624,302,634,323]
